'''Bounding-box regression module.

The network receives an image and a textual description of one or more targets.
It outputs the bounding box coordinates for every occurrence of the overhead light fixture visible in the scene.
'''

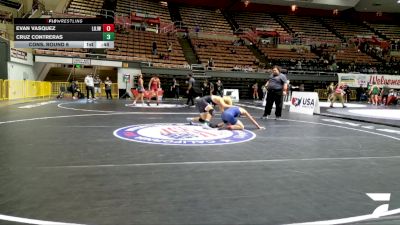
[398,0,400,3]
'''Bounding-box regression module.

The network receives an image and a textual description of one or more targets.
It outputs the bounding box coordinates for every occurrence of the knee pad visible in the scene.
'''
[199,118,205,123]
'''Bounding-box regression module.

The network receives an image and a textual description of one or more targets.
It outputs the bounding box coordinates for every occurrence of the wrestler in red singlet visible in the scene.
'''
[147,76,161,106]
[150,77,160,92]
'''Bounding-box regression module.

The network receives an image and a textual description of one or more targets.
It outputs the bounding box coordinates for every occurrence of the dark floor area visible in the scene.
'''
[0,99,399,225]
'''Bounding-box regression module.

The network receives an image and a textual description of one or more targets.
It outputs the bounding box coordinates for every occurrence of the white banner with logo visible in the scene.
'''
[338,73,400,88]
[289,92,320,115]
[72,58,91,65]
[223,89,239,102]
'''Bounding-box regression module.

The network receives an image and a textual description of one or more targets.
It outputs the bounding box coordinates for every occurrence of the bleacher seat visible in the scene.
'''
[191,37,257,70]
[108,30,187,68]
[279,15,341,44]
[180,7,232,34]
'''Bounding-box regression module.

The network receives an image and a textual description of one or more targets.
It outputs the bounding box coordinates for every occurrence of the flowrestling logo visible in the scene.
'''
[113,123,256,146]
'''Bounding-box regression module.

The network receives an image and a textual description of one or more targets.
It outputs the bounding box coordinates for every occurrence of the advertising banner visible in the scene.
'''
[338,73,400,88]
[223,89,239,102]
[289,92,320,115]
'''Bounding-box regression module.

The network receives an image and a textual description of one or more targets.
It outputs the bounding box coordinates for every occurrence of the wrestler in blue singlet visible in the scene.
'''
[221,106,241,125]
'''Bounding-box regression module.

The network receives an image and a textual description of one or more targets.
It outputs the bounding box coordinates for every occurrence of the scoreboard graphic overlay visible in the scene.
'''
[14,18,115,49]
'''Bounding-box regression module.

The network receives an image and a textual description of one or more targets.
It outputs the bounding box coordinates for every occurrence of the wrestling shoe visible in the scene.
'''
[201,123,213,130]
[186,117,194,125]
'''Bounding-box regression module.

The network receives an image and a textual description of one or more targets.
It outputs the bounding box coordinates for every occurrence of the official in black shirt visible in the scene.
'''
[261,66,288,120]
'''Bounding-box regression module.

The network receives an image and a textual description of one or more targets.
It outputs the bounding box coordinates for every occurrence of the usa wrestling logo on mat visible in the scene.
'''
[113,123,256,146]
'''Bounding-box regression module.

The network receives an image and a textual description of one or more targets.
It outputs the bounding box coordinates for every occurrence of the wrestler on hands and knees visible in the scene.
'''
[218,106,265,130]
[187,95,232,129]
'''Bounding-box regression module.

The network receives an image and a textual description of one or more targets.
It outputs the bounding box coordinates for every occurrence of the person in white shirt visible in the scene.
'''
[84,74,95,100]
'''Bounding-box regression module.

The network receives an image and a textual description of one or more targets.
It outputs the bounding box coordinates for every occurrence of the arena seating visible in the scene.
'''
[279,15,341,44]
[30,4,398,75]
[116,0,172,23]
[232,12,288,37]
[107,30,187,68]
[115,0,133,15]
[66,0,104,17]
[180,7,232,34]
[319,45,379,64]
[367,23,400,41]
[34,48,88,58]
[322,18,375,40]
[191,37,257,70]
[0,0,21,9]
[260,47,318,61]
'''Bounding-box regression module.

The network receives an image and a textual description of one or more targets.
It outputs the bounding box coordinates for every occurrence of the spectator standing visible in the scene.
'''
[215,80,224,97]
[152,41,157,55]
[93,75,102,98]
[84,73,95,101]
[171,77,180,100]
[209,80,214,95]
[284,80,293,102]
[104,76,112,99]
[186,73,196,106]
[261,81,268,106]
[344,84,351,102]
[252,82,259,100]
[381,85,390,106]
[356,85,364,102]
[202,79,211,97]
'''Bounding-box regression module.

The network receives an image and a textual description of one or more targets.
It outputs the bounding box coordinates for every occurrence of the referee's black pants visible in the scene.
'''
[263,89,284,117]
[186,88,195,106]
